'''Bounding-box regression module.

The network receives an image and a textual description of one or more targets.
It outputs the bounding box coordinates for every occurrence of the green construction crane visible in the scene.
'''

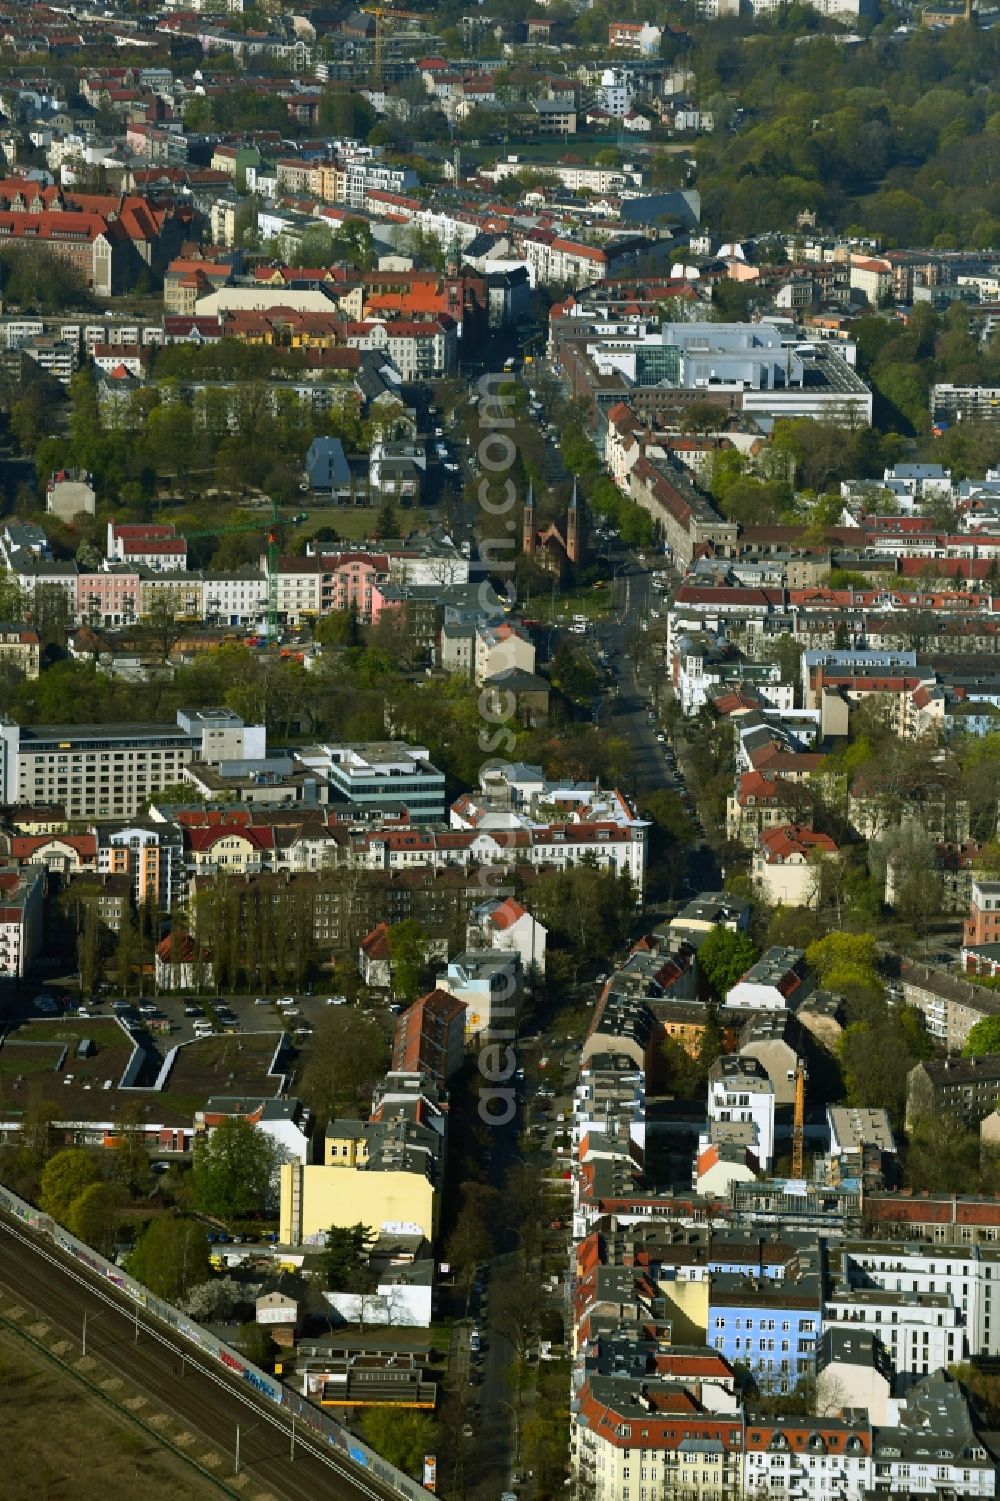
[181,500,307,639]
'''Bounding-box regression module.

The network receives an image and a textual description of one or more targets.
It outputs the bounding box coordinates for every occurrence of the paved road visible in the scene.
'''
[0,1211,403,1501]
[593,568,678,793]
[592,561,719,893]
[472,1255,517,1499]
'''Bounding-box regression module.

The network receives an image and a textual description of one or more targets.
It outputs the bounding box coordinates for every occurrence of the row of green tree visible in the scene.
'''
[9,364,373,517]
[690,22,1000,248]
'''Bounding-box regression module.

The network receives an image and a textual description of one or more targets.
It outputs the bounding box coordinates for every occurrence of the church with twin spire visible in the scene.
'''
[521,482,584,577]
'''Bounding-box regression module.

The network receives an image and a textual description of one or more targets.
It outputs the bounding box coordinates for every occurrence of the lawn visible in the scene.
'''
[428,1320,453,1355]
[530,582,617,625]
[0,1043,65,1077]
[296,503,444,545]
[42,1021,126,1049]
[0,1325,225,1501]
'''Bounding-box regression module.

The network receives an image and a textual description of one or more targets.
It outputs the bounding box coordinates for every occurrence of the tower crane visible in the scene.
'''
[181,500,307,641]
[360,5,430,85]
[791,1063,807,1181]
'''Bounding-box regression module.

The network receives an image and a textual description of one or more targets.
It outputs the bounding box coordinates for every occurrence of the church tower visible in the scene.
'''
[522,482,536,558]
[566,480,581,565]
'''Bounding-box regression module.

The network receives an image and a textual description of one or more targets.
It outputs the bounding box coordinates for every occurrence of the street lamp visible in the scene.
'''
[235,1421,262,1476]
[499,1399,521,1463]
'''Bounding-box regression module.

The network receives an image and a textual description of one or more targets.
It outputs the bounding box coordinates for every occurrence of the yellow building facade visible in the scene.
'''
[279,1161,438,1244]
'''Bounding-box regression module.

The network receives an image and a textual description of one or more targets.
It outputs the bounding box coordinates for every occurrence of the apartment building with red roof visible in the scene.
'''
[751,824,838,910]
[391,987,467,1086]
[726,770,812,846]
[106,520,187,573]
[0,176,171,293]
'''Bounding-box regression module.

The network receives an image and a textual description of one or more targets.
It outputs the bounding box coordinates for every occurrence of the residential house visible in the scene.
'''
[391,987,467,1086]
[751,824,837,909]
[466,895,547,975]
[707,1055,775,1169]
[725,947,811,1012]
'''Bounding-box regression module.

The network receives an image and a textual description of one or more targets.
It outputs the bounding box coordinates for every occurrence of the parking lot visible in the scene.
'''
[18,987,393,1047]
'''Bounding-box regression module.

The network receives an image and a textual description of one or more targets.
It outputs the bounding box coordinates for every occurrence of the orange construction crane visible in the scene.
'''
[361,4,430,83]
[791,1063,806,1180]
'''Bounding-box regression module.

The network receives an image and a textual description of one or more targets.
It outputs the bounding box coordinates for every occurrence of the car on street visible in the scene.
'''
[253,996,270,1005]
[184,1005,203,1017]
[326,995,348,1006]
[277,996,296,1007]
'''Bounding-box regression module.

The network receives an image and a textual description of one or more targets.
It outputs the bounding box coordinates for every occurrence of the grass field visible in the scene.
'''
[40,1021,125,1048]
[0,1325,224,1501]
[530,582,617,624]
[295,502,446,545]
[0,1044,64,1077]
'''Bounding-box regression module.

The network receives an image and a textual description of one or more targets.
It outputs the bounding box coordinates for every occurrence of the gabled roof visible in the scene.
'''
[757,824,837,862]
[489,896,527,931]
[360,922,391,960]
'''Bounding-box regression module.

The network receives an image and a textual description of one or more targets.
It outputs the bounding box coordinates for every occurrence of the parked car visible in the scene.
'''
[325,995,348,1006]
[253,996,270,1006]
[277,996,296,1007]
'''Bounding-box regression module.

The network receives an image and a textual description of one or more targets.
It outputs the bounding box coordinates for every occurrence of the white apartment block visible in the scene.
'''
[707,1056,775,1170]
[0,709,265,820]
[200,572,267,625]
[383,318,456,380]
[489,156,642,196]
[0,867,44,978]
[344,159,419,210]
[742,0,875,15]
[273,563,321,624]
[353,821,648,889]
[743,1434,870,1501]
[843,1242,1000,1361]
[824,1286,963,1378]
